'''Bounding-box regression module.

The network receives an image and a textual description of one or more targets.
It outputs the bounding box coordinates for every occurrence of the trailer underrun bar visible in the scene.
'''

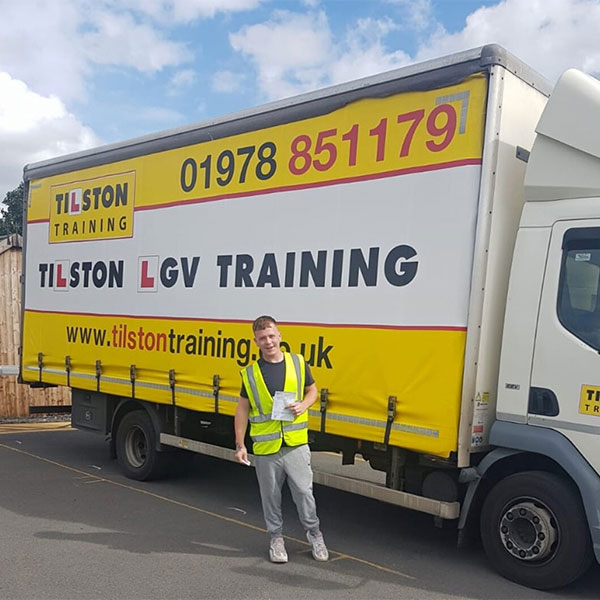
[160,433,460,520]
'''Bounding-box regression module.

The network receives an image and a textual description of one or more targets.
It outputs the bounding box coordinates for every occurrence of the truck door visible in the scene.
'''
[530,222,600,473]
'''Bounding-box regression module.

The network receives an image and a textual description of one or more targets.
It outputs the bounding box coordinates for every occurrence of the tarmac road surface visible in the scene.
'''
[0,422,598,599]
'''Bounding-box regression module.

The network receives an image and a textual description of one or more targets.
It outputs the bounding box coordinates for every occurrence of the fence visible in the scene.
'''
[0,234,71,418]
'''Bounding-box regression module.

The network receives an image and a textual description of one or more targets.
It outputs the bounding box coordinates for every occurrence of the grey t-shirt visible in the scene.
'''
[240,357,315,398]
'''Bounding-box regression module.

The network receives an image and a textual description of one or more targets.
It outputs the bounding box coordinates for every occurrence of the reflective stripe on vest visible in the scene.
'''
[241,353,308,455]
[245,366,264,415]
[248,414,271,423]
[282,421,308,432]
[251,431,282,442]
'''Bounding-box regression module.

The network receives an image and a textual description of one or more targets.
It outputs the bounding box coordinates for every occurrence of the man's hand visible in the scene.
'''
[286,401,307,418]
[286,383,318,419]
[234,397,250,464]
[235,444,250,465]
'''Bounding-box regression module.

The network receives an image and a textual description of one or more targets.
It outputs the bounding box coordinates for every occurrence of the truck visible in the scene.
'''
[19,44,600,590]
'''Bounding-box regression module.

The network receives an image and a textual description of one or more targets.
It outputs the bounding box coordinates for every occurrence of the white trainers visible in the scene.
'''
[269,537,288,563]
[306,530,329,561]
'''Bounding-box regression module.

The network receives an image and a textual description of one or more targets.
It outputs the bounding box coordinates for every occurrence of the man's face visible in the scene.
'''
[254,324,282,361]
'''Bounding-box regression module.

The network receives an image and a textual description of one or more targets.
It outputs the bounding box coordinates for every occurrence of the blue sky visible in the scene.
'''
[2,0,600,200]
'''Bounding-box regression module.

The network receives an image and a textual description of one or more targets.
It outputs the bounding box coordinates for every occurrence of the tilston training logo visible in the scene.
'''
[49,171,136,243]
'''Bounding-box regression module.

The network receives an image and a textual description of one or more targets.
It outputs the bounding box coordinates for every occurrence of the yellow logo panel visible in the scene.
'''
[579,385,600,416]
[49,171,135,242]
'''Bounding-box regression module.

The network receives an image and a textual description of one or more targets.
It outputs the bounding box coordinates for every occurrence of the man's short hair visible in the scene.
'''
[252,315,277,332]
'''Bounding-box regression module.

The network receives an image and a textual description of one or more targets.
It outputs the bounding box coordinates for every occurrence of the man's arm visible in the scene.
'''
[234,395,250,464]
[287,382,317,418]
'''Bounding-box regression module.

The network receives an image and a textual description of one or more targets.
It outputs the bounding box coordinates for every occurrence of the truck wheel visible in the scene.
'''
[115,410,168,481]
[480,471,593,590]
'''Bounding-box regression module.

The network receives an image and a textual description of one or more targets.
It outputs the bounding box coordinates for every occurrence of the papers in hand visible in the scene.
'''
[271,391,297,421]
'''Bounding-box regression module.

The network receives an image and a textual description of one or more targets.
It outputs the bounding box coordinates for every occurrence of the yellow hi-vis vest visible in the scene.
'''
[240,353,308,455]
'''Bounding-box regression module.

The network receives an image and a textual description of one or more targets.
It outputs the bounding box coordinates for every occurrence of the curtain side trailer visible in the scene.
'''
[21,45,600,589]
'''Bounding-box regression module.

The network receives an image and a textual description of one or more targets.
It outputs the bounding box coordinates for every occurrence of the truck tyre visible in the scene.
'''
[480,471,593,590]
[115,410,168,481]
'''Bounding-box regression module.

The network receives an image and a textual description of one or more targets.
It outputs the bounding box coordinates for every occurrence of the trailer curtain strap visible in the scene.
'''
[320,388,329,433]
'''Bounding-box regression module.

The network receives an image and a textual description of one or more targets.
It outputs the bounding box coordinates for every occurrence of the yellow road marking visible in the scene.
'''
[0,422,72,435]
[0,440,415,580]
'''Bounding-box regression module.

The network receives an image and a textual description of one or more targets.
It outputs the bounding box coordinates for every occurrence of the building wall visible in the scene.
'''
[0,235,71,418]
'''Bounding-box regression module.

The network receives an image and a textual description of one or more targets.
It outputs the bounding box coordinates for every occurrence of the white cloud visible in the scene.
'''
[250,10,328,63]
[229,10,410,100]
[0,0,89,102]
[0,0,275,201]
[4,0,600,211]
[0,73,100,201]
[211,70,245,93]
[405,0,433,31]
[230,10,334,98]
[229,0,600,107]
[168,69,198,96]
[329,40,410,87]
[350,17,400,44]
[0,0,192,203]
[415,0,600,82]
[116,0,271,22]
[325,16,411,84]
[82,10,191,73]
[170,0,269,20]
[0,1,191,103]
[386,0,433,31]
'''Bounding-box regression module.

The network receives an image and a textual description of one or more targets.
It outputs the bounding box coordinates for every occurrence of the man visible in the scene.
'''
[234,315,328,564]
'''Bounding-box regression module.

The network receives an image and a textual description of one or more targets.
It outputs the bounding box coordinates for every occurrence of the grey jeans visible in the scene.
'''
[254,444,321,539]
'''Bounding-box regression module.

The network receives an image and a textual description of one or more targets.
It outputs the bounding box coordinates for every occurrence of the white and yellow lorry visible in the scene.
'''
[20,45,600,589]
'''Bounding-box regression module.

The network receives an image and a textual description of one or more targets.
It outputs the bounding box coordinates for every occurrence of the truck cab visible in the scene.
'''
[480,68,600,590]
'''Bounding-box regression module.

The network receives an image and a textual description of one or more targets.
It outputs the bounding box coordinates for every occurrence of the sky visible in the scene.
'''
[2,0,600,202]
